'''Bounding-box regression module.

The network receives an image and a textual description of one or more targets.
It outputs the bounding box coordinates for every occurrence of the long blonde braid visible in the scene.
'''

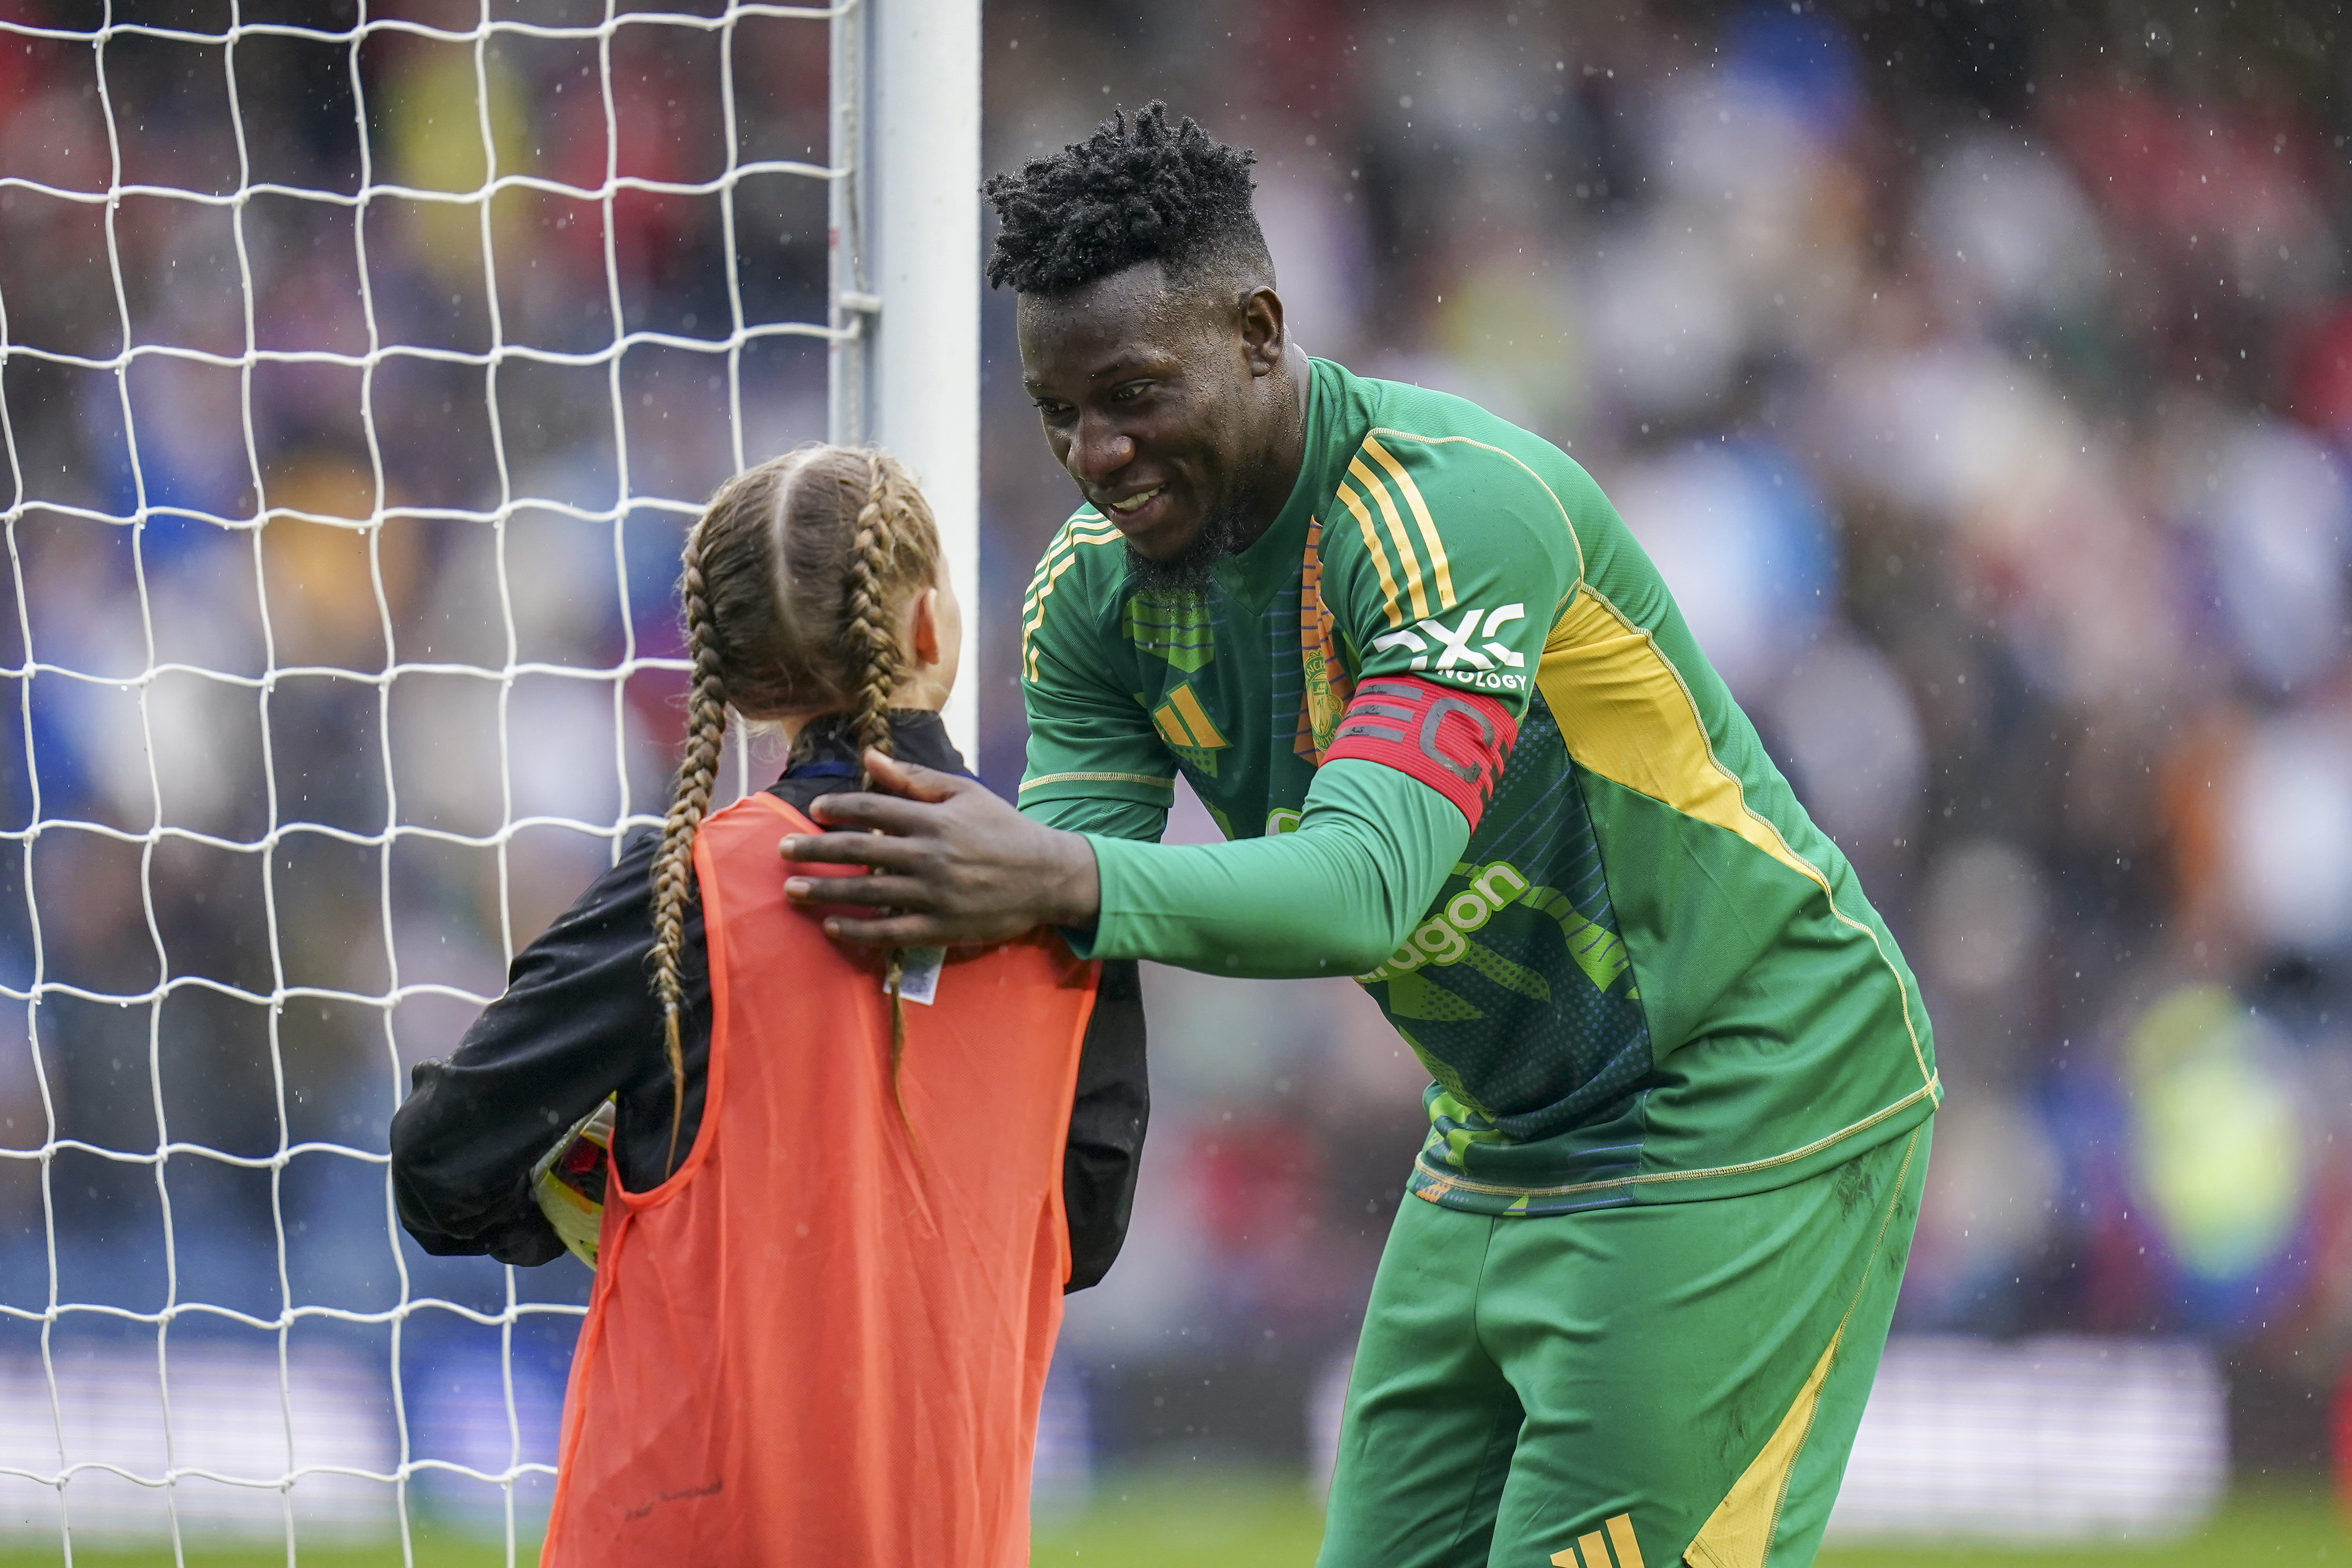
[844,452,907,786]
[647,522,730,1177]
[845,452,918,1134]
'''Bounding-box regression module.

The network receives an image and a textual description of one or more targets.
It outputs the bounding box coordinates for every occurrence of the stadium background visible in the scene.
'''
[3,0,2351,1556]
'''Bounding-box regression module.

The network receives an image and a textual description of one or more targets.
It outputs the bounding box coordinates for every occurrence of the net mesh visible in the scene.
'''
[0,4,849,1558]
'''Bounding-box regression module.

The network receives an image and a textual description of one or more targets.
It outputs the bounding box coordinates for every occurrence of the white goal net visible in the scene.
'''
[0,3,921,1559]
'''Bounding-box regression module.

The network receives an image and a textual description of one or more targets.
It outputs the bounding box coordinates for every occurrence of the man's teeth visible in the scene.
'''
[1109,487,1162,516]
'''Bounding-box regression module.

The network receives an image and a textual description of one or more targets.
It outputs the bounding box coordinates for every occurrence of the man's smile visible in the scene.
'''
[1097,482,1185,552]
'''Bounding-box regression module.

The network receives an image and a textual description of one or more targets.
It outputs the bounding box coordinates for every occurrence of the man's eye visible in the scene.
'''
[1111,383,1148,403]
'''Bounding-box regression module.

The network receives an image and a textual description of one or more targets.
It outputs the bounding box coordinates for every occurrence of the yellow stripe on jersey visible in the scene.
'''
[1548,1513,1645,1568]
[1150,701,1192,748]
[1021,514,1126,681]
[1020,553,1079,681]
[1362,434,1455,611]
[1538,587,1822,886]
[1157,682,1228,749]
[1367,426,1589,592]
[1347,456,1430,622]
[1018,769,1175,795]
[1041,511,1122,565]
[1048,528,1123,566]
[1037,514,1119,571]
[1335,480,1406,629]
[1606,1511,1649,1568]
[1536,587,1931,1089]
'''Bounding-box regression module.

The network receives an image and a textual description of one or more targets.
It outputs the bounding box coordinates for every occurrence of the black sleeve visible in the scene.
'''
[1062,958,1148,1293]
[388,828,711,1266]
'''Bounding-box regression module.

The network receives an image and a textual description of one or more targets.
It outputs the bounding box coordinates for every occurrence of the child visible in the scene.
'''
[389,446,1147,1565]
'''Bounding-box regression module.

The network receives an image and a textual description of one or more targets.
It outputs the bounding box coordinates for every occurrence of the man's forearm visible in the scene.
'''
[1075,760,1466,978]
[782,751,1463,958]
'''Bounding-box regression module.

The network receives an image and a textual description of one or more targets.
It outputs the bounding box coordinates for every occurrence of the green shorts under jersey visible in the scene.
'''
[1320,1123,1930,1568]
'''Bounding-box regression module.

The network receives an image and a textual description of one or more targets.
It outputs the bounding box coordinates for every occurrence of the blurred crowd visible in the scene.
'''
[2,0,2350,1487]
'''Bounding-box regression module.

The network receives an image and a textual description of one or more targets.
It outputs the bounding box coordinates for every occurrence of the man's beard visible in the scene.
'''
[1124,495,1251,599]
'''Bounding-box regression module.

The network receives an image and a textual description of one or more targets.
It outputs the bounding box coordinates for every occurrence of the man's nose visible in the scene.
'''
[1066,412,1133,486]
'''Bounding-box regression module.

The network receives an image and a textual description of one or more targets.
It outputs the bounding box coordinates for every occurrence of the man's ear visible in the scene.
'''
[1240,286,1287,375]
[908,586,943,665]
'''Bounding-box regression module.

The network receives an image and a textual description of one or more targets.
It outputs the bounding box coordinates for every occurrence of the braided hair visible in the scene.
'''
[646,523,731,1174]
[845,452,910,781]
[847,452,921,1130]
[983,101,1272,297]
[647,445,941,1174]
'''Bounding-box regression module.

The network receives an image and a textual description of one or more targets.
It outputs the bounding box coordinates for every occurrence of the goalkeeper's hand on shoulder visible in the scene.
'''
[780,750,1100,946]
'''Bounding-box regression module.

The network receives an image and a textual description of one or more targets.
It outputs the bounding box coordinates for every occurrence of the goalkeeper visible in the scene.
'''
[390,445,1144,1565]
[782,107,1938,1568]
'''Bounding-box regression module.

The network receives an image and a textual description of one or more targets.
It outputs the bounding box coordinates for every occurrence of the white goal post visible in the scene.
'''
[0,2,976,1561]
[832,0,981,753]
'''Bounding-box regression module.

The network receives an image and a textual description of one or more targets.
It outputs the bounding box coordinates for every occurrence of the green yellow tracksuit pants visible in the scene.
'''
[1318,1123,1930,1568]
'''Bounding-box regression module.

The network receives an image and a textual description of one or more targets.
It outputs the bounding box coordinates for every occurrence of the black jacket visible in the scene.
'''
[388,712,1149,1289]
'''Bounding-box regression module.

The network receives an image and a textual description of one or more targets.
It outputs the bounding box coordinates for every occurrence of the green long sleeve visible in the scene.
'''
[1072,760,1469,979]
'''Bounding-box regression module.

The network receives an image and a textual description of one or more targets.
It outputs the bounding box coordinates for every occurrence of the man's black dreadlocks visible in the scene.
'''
[983,103,1272,297]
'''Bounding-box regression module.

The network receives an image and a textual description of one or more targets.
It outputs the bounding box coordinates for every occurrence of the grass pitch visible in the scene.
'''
[0,1476,2337,1563]
[1027,1473,2346,1567]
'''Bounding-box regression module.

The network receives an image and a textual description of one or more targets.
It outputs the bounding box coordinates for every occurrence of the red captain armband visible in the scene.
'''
[1322,676,1518,832]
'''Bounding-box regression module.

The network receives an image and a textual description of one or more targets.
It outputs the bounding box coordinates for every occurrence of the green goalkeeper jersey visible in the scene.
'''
[1018,358,1939,1216]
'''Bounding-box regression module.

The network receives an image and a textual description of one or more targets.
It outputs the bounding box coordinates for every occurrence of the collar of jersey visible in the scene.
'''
[776,710,969,782]
[1211,356,1354,614]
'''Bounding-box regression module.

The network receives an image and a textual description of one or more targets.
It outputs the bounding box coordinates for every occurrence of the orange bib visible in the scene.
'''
[542,792,1099,1566]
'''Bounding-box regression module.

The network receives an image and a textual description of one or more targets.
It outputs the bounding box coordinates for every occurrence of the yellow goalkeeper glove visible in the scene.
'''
[531,1098,615,1268]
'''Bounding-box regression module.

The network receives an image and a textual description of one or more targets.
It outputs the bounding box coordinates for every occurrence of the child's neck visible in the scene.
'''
[774,701,942,753]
